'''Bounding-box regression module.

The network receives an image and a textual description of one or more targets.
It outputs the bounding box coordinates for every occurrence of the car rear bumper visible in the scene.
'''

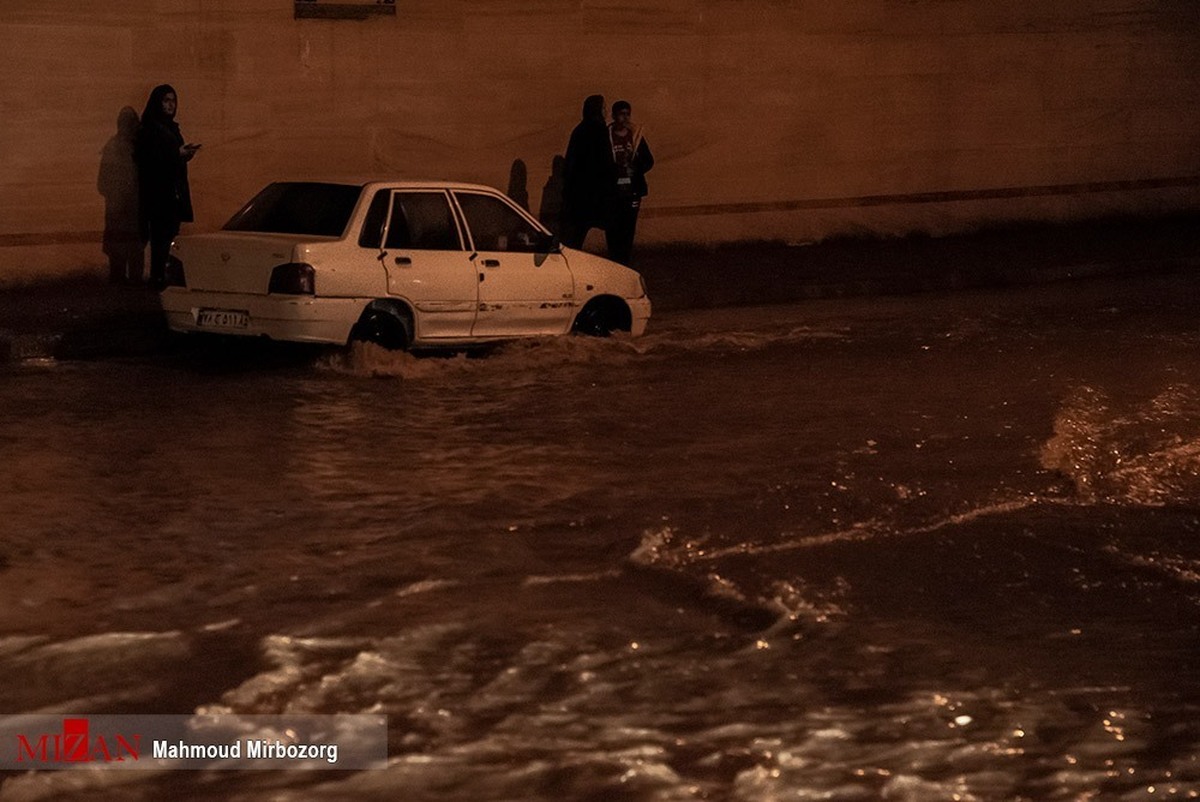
[161,288,364,344]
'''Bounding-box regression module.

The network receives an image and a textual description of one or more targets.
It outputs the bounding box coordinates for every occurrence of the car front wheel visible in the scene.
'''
[572,297,631,338]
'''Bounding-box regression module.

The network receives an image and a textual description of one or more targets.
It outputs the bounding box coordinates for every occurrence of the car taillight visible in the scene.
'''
[269,263,315,295]
[164,255,186,287]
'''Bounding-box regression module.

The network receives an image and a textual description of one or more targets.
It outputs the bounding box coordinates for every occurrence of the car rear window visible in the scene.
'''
[223,182,364,237]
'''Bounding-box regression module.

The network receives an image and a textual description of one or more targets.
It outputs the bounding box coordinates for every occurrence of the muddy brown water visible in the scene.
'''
[3,274,1200,799]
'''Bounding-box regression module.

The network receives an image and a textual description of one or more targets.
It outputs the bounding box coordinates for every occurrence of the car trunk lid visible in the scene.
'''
[175,233,317,294]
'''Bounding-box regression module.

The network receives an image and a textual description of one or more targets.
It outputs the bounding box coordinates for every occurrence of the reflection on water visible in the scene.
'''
[3,276,1200,798]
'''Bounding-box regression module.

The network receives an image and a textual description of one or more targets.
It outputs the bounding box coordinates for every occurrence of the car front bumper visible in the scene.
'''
[628,296,652,337]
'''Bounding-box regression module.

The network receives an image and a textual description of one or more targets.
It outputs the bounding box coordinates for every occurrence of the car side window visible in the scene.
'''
[455,192,543,253]
[385,192,462,250]
[358,190,390,249]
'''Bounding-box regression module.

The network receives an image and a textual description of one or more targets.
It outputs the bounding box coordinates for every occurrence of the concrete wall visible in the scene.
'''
[3,0,1200,282]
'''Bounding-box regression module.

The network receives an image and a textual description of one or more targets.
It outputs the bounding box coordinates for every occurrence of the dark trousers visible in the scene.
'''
[105,232,145,285]
[145,214,180,287]
[605,198,641,266]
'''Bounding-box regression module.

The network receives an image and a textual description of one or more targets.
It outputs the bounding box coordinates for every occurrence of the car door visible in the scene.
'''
[370,189,477,339]
[452,190,575,338]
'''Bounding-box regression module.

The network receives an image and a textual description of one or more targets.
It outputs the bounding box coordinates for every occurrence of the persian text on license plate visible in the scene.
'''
[196,308,250,329]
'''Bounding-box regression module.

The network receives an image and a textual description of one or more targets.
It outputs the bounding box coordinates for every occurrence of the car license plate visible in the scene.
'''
[196,308,250,329]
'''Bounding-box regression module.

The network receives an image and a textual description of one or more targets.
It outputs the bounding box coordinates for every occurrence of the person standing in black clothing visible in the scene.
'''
[136,84,199,288]
[560,94,609,249]
[605,100,653,267]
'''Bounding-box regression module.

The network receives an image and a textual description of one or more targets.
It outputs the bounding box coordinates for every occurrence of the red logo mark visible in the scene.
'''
[16,718,141,763]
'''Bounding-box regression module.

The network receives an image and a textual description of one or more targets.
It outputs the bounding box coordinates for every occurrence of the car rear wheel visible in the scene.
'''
[350,304,413,351]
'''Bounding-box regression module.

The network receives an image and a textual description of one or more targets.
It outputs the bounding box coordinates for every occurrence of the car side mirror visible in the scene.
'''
[534,232,560,254]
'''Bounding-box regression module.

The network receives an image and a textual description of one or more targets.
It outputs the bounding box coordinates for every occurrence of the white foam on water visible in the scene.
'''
[1041,383,1200,505]
[208,634,379,715]
[630,495,1051,574]
[627,526,850,633]
[5,625,1187,802]
[522,570,621,587]
[0,764,170,802]
[395,578,461,598]
[1104,547,1200,589]
[0,631,190,713]
[0,635,49,657]
[640,325,848,355]
[317,320,847,380]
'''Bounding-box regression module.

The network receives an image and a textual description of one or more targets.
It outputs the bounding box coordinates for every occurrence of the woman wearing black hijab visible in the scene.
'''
[560,94,609,249]
[135,84,199,288]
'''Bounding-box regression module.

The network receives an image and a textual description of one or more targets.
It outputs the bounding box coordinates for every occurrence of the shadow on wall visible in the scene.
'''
[506,155,568,237]
[98,106,144,284]
[507,158,529,211]
[538,154,565,235]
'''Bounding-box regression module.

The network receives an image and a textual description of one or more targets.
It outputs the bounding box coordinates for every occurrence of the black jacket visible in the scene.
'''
[633,139,654,197]
[135,87,194,227]
[563,118,610,221]
[613,126,654,198]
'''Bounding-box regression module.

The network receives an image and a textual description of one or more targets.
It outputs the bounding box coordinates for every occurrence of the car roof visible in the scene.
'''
[362,180,500,192]
[279,179,506,194]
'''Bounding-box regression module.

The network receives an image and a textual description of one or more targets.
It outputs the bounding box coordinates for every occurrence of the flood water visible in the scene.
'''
[3,274,1200,800]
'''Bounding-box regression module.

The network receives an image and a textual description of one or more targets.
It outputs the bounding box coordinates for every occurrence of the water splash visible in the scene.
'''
[317,322,847,379]
[1041,384,1200,505]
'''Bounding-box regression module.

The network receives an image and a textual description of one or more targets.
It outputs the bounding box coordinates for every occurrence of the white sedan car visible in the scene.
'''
[160,180,651,349]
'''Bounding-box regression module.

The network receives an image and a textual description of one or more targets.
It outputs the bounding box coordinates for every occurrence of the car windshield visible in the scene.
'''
[223,182,363,237]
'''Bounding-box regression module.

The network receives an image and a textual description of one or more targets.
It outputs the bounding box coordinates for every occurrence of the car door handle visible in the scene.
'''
[394,256,412,266]
[482,259,500,268]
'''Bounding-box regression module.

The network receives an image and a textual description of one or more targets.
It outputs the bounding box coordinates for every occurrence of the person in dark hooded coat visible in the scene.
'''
[136,84,199,288]
[559,94,609,249]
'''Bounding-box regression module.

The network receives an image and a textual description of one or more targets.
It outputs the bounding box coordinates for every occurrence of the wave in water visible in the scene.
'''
[1041,383,1200,505]
[7,627,1195,802]
[319,322,846,379]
